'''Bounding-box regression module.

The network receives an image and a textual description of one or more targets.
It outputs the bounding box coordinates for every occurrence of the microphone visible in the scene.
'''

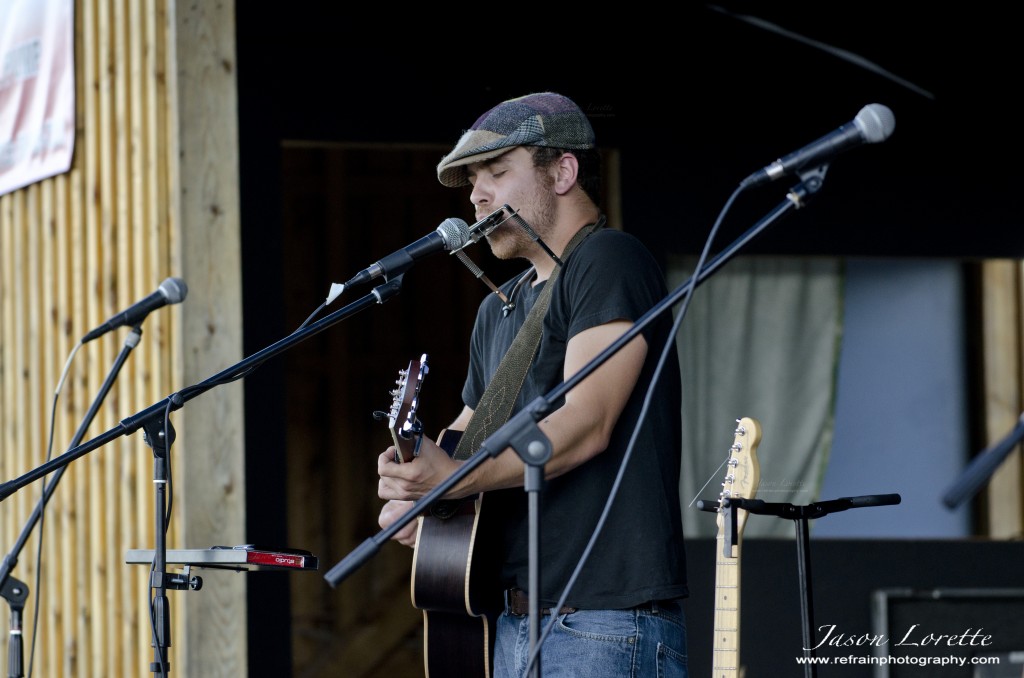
[344,218,470,289]
[81,277,188,343]
[741,103,896,187]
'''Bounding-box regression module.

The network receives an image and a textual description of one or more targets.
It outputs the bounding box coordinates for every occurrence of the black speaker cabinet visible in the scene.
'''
[871,588,1024,678]
[685,539,1024,678]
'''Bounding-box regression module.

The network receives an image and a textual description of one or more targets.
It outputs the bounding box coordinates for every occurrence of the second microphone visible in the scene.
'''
[343,218,471,289]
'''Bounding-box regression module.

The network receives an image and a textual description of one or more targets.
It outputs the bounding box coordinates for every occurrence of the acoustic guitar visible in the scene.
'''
[712,417,762,678]
[380,355,498,678]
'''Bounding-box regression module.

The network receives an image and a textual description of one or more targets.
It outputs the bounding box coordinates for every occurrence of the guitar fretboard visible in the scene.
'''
[712,534,741,678]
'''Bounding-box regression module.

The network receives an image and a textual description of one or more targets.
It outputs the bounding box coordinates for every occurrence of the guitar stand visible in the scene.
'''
[699,493,901,678]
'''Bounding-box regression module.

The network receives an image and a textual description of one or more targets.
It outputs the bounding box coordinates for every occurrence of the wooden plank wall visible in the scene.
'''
[982,260,1024,538]
[171,0,246,674]
[279,145,472,677]
[0,1,245,675]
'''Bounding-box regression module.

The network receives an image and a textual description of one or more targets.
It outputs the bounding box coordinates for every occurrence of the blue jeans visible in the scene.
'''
[493,600,688,678]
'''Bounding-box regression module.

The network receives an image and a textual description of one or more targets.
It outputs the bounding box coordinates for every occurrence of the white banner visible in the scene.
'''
[0,0,75,196]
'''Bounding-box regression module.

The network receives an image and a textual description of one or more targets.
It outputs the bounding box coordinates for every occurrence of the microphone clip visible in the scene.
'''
[785,166,828,209]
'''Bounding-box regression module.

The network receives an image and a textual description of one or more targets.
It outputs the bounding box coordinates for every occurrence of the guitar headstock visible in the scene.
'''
[716,417,762,545]
[384,353,429,463]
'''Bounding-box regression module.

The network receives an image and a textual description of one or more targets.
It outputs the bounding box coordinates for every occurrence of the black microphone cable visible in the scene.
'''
[23,341,82,678]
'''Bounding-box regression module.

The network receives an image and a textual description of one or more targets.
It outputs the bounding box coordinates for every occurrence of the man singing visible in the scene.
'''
[377,92,688,677]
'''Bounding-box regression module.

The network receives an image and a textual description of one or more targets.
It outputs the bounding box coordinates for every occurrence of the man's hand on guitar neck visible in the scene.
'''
[377,409,474,548]
[378,433,476,548]
[377,434,463,502]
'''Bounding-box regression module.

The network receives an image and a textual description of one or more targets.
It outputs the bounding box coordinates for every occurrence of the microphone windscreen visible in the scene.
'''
[437,218,470,250]
[159,277,189,303]
[854,104,896,143]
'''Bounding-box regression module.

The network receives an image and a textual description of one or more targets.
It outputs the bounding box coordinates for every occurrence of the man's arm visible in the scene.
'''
[377,318,646,501]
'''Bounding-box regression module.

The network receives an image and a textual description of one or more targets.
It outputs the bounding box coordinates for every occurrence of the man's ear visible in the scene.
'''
[552,153,580,196]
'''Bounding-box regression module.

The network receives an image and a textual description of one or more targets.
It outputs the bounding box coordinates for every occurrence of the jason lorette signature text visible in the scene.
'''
[806,624,994,651]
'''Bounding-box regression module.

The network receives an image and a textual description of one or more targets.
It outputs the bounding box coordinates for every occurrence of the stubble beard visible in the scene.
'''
[486,174,557,262]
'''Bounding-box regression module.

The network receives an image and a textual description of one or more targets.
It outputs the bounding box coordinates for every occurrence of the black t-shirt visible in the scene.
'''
[462,227,688,609]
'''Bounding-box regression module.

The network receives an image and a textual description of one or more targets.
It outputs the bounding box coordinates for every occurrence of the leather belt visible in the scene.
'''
[503,590,684,618]
[503,589,577,617]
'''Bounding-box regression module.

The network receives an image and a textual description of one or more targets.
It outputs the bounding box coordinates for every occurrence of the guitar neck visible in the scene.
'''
[712,532,742,678]
[390,428,416,463]
[711,416,760,678]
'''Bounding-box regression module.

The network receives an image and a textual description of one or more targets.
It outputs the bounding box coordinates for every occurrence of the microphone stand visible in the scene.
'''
[943,412,1024,509]
[147,410,174,675]
[697,494,902,678]
[0,276,408,675]
[325,171,830,674]
[0,326,144,678]
[0,277,406,500]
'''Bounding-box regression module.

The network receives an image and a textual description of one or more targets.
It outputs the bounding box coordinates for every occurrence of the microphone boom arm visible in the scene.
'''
[0,277,407,501]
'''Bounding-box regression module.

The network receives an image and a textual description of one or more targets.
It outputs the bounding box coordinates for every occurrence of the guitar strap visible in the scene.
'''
[451,216,604,463]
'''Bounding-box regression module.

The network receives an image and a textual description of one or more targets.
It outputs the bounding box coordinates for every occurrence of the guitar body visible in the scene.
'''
[410,430,499,678]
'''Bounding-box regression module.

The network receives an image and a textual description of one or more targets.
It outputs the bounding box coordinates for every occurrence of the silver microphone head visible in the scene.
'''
[158,277,188,304]
[436,218,471,250]
[854,104,896,144]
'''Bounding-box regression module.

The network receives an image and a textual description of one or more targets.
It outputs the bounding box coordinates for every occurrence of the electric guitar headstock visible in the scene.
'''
[379,353,429,463]
[716,417,762,551]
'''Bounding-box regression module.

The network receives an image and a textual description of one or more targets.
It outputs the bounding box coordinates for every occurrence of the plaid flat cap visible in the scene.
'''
[437,92,596,187]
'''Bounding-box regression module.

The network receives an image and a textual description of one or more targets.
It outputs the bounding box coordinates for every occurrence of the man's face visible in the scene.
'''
[466,147,556,261]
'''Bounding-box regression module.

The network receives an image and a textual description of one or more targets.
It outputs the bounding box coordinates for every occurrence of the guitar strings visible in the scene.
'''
[688,455,730,508]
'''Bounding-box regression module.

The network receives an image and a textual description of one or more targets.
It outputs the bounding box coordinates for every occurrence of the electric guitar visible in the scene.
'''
[380,355,498,678]
[712,417,762,678]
